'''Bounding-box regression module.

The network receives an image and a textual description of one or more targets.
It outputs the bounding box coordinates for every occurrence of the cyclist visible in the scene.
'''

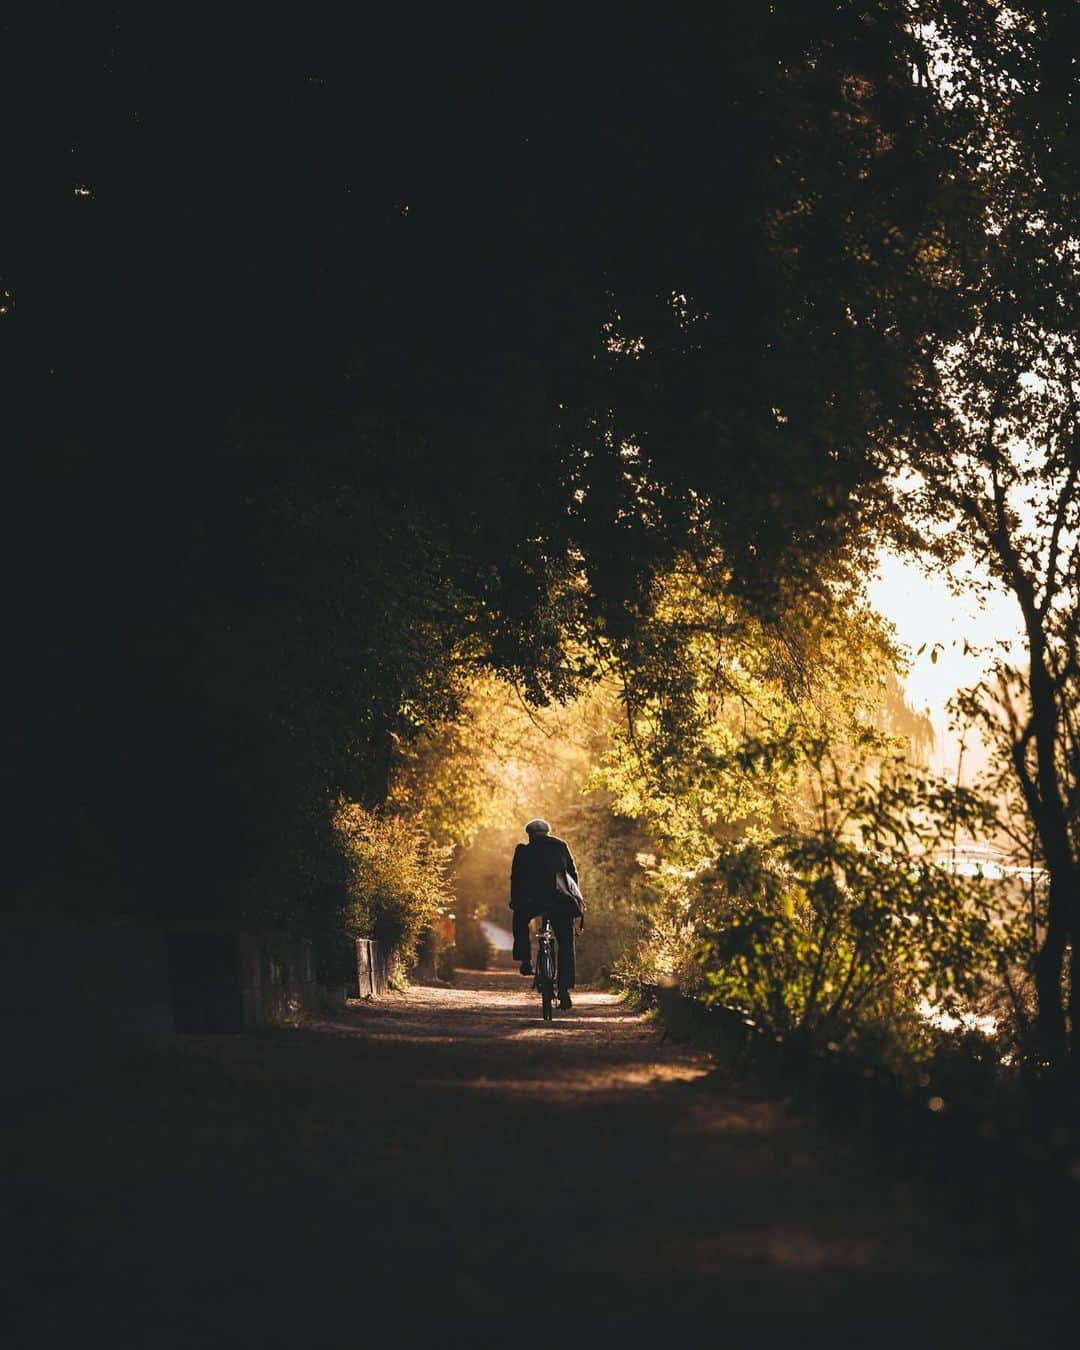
[509,818,580,1010]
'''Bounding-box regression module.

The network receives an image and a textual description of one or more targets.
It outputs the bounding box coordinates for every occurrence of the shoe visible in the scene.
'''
[519,961,534,976]
[558,993,573,1011]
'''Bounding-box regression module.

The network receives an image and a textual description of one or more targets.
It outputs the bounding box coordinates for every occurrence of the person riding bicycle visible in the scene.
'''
[510,818,580,1011]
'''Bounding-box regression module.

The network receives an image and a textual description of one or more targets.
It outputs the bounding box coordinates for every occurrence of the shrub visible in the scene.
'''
[453,914,495,970]
[695,760,1004,1060]
[333,800,452,968]
[435,939,457,981]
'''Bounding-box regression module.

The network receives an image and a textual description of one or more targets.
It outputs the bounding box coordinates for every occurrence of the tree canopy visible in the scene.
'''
[8,0,1077,1101]
[6,3,983,918]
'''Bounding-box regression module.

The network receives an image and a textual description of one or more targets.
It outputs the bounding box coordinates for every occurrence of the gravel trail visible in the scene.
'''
[7,970,1020,1346]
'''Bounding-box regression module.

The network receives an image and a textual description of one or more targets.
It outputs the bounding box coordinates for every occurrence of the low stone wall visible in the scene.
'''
[5,923,174,1054]
[168,928,322,1030]
[237,933,319,1027]
[4,922,330,1051]
[356,938,391,996]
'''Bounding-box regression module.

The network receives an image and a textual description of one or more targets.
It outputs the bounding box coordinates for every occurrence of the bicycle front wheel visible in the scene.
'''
[540,978,554,1021]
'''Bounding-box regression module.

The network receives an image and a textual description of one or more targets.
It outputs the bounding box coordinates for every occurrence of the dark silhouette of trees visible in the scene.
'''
[4,5,991,936]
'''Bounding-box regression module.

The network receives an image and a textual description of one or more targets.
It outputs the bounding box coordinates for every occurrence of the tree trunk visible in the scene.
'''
[1070,932,1079,1105]
[1021,633,1075,1076]
[1035,884,1068,1070]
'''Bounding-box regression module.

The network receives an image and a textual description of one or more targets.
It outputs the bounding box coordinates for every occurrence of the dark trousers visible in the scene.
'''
[511,906,576,989]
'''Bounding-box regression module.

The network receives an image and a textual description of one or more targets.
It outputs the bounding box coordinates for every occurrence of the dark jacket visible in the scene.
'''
[509,833,578,911]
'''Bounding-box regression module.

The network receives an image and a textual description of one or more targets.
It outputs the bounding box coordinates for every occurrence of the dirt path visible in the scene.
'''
[7,971,1022,1346]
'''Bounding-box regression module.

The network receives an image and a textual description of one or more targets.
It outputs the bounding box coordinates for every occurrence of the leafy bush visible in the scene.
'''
[453,914,495,970]
[695,754,1006,1061]
[574,906,646,985]
[333,801,452,967]
[435,935,457,980]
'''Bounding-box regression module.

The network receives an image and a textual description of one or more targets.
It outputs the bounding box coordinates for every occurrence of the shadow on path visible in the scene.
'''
[4,970,1025,1346]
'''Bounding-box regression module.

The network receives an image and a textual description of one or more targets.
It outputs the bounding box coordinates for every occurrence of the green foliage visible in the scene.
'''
[399,552,945,1007]
[388,672,582,851]
[333,802,452,965]
[888,6,1080,1068]
[397,672,674,985]
[591,558,904,860]
[13,3,984,936]
[584,563,1007,1065]
[453,914,496,971]
[697,750,1004,1057]
[564,803,658,986]
[20,7,1066,1105]
[435,937,457,982]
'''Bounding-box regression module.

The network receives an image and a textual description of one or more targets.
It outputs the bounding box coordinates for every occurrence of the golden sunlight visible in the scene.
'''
[867,550,1023,773]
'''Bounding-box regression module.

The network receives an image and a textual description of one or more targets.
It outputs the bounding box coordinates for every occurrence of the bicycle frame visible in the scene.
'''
[535,915,558,1020]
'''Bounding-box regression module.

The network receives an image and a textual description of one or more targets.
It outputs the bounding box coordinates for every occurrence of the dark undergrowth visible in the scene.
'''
[646,985,1079,1302]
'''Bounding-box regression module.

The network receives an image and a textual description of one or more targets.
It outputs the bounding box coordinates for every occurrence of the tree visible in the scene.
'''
[897,5,1080,1079]
[5,3,987,941]
[334,802,452,966]
[592,556,907,861]
[699,746,999,1058]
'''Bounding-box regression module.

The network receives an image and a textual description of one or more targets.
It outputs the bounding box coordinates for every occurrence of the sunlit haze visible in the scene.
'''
[867,551,1024,772]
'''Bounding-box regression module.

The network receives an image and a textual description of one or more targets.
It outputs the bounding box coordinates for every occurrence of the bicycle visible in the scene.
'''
[534,914,558,1021]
